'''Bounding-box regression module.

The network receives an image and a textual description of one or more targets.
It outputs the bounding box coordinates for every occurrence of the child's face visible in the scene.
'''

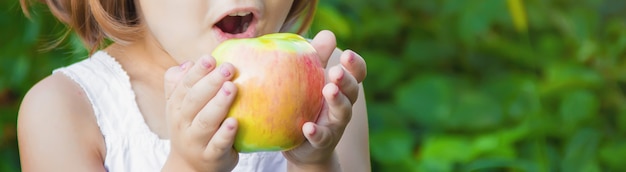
[137,0,294,61]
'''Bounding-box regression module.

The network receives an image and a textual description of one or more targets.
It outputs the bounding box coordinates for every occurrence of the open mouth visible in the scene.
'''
[216,12,254,35]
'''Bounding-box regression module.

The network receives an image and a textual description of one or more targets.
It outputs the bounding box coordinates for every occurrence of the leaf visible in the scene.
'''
[559,89,598,130]
[576,40,597,62]
[370,129,416,165]
[366,103,408,133]
[619,110,626,134]
[463,158,539,172]
[599,140,626,171]
[541,63,603,96]
[457,0,506,46]
[419,134,474,163]
[452,90,503,131]
[472,124,529,158]
[397,75,505,131]
[561,128,601,172]
[479,34,540,68]
[395,75,454,129]
[403,39,454,66]
[417,158,453,172]
[484,75,541,121]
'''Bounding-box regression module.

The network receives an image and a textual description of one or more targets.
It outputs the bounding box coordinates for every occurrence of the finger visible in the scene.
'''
[190,81,237,141]
[182,55,217,89]
[328,65,359,104]
[340,50,367,83]
[164,61,192,100]
[171,55,216,103]
[311,30,337,68]
[180,63,235,122]
[300,83,353,150]
[171,56,221,125]
[165,61,193,127]
[302,122,335,149]
[205,117,238,159]
[168,55,213,117]
[323,83,353,128]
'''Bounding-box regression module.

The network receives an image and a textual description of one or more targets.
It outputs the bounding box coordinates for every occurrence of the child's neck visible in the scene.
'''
[104,40,176,139]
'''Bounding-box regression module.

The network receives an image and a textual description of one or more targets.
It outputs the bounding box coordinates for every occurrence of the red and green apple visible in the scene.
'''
[212,33,325,153]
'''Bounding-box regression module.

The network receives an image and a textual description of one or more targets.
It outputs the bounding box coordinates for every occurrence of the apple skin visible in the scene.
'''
[212,33,325,153]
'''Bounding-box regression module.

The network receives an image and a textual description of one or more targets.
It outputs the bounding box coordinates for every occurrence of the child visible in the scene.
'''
[18,0,370,171]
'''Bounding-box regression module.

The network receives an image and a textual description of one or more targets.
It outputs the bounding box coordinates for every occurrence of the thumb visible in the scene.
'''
[310,30,337,68]
[164,61,191,100]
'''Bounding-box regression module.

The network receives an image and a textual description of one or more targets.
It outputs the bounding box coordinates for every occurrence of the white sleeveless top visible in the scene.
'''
[54,51,287,172]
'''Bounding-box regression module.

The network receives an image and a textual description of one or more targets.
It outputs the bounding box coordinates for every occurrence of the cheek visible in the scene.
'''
[260,0,295,34]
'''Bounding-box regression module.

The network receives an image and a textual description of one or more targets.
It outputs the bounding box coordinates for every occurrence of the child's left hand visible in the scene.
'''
[282,30,367,171]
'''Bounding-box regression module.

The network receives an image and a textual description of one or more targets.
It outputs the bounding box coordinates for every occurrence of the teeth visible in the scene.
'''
[227,11,251,17]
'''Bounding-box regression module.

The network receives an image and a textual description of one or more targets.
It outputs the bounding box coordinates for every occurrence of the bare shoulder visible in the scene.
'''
[18,73,106,171]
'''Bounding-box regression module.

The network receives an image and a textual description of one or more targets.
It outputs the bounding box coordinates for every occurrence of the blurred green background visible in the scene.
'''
[2,0,626,171]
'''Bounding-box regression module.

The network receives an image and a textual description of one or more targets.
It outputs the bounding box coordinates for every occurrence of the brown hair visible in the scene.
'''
[21,0,318,53]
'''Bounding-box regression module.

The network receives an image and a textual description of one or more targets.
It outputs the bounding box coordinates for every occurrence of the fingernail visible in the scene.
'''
[332,85,340,97]
[347,50,355,64]
[325,84,340,98]
[224,118,236,130]
[221,65,231,77]
[222,85,232,96]
[201,56,213,69]
[179,61,191,70]
[307,124,316,136]
[333,67,344,82]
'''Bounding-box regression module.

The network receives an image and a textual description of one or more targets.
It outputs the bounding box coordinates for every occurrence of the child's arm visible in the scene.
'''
[18,73,107,171]
[332,53,371,172]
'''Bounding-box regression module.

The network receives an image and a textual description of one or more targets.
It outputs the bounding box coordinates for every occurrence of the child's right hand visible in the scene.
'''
[161,56,239,172]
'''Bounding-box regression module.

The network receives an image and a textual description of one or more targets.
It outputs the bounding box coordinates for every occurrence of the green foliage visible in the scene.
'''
[2,0,626,171]
[309,0,626,171]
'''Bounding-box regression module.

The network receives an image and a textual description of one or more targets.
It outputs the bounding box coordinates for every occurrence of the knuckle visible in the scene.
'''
[317,130,335,149]
[212,92,231,107]
[201,149,217,161]
[181,79,195,91]
[203,144,226,162]
[341,108,353,122]
[194,117,215,130]
[211,144,227,155]
[336,99,353,122]
[167,112,189,132]
[176,120,189,131]
[205,71,227,89]
[360,65,367,79]
[329,102,352,124]
[166,106,183,123]
[348,88,359,104]
[183,90,203,105]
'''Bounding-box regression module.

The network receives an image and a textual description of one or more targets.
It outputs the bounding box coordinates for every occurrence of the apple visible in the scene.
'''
[212,33,325,153]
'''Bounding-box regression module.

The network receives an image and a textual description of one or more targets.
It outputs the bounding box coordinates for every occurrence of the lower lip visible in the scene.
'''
[213,20,258,43]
